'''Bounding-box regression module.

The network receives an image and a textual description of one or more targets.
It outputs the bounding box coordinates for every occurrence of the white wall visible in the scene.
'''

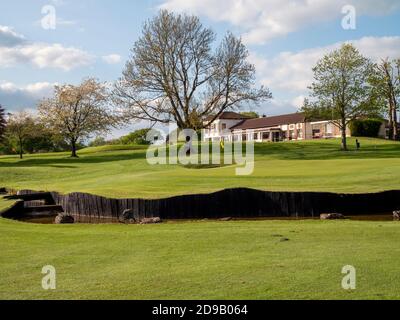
[203,119,244,141]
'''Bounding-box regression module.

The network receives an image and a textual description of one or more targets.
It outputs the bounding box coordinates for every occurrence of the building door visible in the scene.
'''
[272,132,280,142]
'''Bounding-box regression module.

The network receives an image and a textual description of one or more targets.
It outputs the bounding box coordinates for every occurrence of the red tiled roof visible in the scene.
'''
[231,113,306,130]
[205,112,251,121]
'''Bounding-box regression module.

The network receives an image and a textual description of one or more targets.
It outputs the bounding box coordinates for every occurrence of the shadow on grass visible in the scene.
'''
[254,139,400,160]
[0,150,148,168]
[181,163,236,169]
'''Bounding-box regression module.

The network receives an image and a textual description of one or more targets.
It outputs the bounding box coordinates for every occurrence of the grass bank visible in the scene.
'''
[0,138,399,198]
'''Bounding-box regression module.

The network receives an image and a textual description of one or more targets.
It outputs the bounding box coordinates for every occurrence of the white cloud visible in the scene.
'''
[0,43,94,71]
[0,81,55,111]
[160,0,400,44]
[0,26,25,46]
[290,95,306,109]
[0,25,94,71]
[56,18,78,27]
[250,36,400,94]
[102,54,122,64]
[0,81,55,95]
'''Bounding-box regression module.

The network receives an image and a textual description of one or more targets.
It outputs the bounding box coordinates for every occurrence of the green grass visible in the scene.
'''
[1,138,400,300]
[0,138,399,198]
[0,196,15,212]
[1,218,400,300]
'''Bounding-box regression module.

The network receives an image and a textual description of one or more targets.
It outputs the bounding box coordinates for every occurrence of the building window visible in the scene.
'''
[272,132,280,142]
[312,129,321,138]
[221,123,227,130]
[262,132,270,140]
[254,133,259,140]
[242,134,247,141]
[297,129,302,138]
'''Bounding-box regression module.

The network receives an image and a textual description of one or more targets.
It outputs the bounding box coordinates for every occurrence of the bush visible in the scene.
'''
[350,119,383,137]
[240,111,259,119]
[119,129,152,145]
[89,137,107,147]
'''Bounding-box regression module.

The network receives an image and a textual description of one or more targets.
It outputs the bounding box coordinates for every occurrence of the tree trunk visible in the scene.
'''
[387,101,393,139]
[341,118,348,151]
[385,65,398,140]
[393,102,398,141]
[71,139,78,158]
[19,138,23,159]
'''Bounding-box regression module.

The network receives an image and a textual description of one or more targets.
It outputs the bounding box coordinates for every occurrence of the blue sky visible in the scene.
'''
[1,0,400,137]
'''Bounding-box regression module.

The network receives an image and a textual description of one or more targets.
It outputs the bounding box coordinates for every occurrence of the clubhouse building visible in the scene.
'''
[203,111,351,142]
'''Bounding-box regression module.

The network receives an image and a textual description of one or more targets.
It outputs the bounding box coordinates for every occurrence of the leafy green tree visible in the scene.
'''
[304,44,375,150]
[1,115,83,155]
[89,136,108,147]
[368,59,399,140]
[22,123,61,153]
[6,112,37,159]
[240,111,259,119]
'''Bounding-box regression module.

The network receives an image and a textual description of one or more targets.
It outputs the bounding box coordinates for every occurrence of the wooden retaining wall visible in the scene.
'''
[46,188,400,222]
[3,188,399,222]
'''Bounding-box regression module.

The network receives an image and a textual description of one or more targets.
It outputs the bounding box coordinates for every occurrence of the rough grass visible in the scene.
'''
[0,138,399,198]
[1,218,400,300]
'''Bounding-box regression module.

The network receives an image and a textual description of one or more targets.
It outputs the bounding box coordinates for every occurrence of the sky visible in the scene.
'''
[1,0,400,138]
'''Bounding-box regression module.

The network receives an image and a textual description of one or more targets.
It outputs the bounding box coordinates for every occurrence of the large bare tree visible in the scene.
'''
[114,10,271,130]
[369,58,399,140]
[38,79,119,157]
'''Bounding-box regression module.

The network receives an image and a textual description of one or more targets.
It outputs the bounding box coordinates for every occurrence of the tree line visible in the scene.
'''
[0,10,399,157]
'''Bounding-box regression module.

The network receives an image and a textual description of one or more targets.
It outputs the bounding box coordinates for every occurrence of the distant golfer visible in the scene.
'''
[220,139,225,150]
[356,139,361,150]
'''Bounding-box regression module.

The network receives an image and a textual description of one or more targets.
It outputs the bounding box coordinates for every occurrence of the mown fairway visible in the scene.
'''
[0,138,400,198]
[1,218,400,300]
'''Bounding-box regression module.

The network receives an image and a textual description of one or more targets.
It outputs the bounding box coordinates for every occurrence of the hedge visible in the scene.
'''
[350,119,383,137]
